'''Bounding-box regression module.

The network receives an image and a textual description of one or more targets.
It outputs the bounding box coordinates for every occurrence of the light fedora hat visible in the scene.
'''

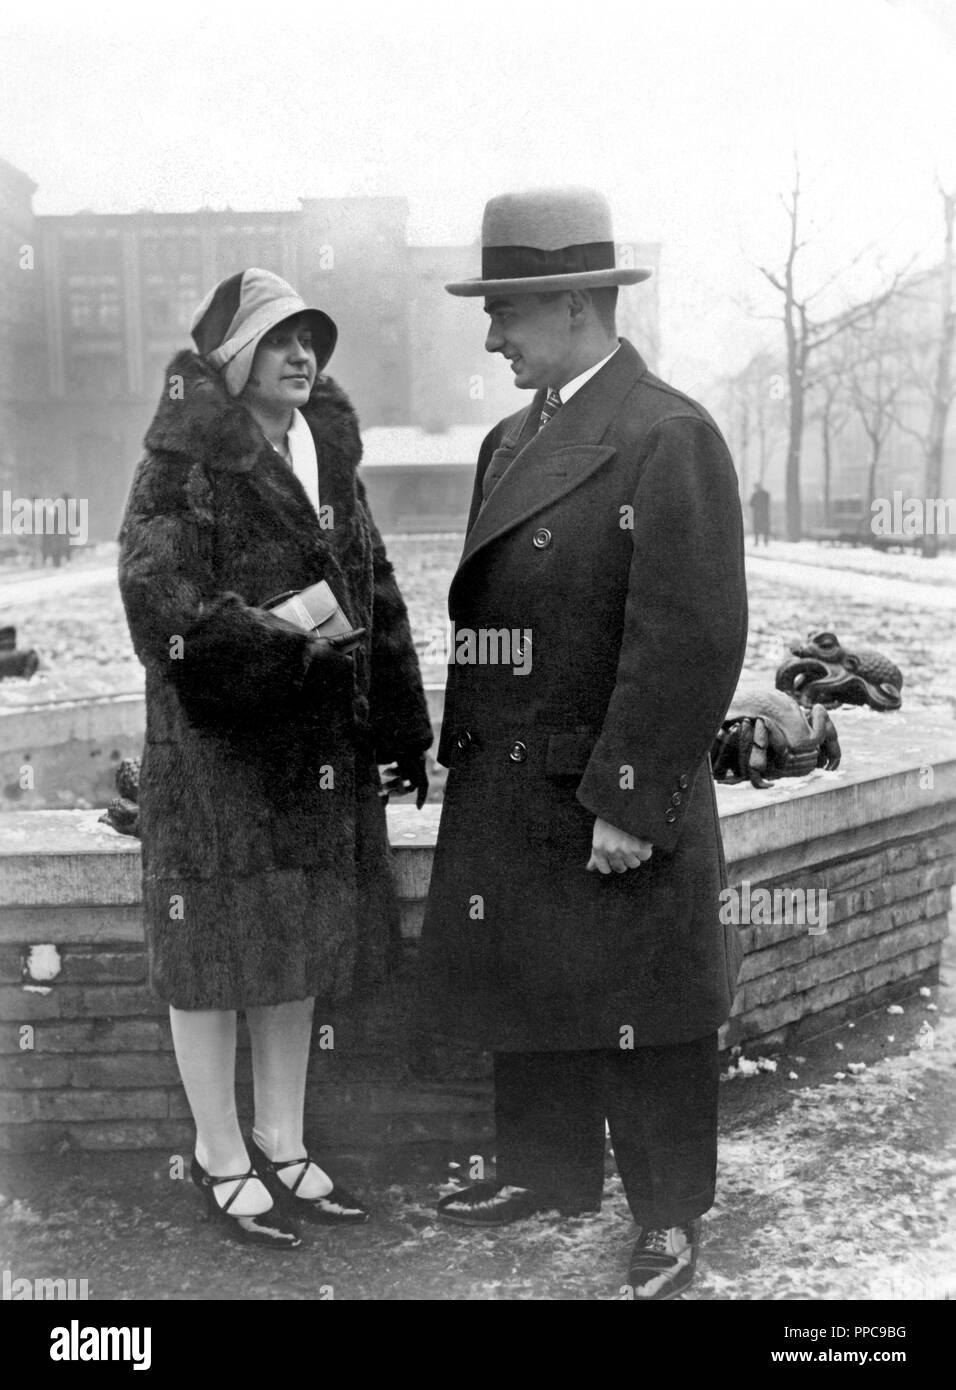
[446,186,652,296]
[190,267,337,397]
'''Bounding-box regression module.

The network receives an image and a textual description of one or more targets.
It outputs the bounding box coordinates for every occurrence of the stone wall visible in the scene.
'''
[1,710,954,1155]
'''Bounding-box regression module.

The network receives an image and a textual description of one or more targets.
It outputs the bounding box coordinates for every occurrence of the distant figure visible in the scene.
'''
[38,494,71,567]
[59,494,76,564]
[749,484,771,546]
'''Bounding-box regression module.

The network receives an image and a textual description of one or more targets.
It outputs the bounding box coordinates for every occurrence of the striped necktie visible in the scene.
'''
[538,388,562,430]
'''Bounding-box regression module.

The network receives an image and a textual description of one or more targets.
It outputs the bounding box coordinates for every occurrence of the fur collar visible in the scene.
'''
[144,350,362,473]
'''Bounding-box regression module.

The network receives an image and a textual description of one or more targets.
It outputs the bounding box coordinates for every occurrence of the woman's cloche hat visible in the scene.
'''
[445,187,652,296]
[190,268,337,397]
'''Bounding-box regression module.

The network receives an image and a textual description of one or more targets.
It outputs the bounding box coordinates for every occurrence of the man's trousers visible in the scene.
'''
[493,1033,719,1227]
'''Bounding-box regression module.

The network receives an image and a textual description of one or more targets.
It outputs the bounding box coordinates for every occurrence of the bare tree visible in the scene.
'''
[844,318,908,519]
[807,361,851,528]
[719,377,750,501]
[877,185,956,557]
[917,184,955,558]
[722,350,786,507]
[757,156,909,540]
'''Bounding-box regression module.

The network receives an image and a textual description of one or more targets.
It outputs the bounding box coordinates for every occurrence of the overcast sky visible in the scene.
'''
[2,0,954,393]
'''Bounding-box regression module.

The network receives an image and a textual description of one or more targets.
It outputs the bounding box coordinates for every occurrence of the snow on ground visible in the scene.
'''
[7,535,950,717]
[749,539,956,592]
[0,954,952,1300]
[0,550,142,707]
[707,1019,956,1300]
[748,547,956,612]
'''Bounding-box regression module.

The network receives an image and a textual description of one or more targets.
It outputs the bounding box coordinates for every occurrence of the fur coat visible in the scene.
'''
[118,351,432,1010]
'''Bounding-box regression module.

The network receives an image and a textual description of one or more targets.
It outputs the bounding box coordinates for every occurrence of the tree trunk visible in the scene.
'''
[821,407,833,526]
[922,191,955,559]
[865,438,883,519]
[785,365,804,540]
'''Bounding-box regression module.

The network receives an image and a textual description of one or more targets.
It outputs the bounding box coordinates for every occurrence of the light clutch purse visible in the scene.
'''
[262,580,366,653]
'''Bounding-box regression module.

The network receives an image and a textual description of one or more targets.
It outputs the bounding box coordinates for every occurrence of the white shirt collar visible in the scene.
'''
[554,343,620,403]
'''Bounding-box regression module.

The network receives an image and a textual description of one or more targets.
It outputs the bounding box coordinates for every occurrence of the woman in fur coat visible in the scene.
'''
[118,268,432,1246]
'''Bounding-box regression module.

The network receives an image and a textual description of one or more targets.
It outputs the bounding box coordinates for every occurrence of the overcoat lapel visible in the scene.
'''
[482,392,542,491]
[454,340,648,580]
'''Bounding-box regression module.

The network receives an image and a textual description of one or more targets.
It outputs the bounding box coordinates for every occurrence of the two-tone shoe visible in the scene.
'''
[625,1218,700,1300]
[248,1139,370,1225]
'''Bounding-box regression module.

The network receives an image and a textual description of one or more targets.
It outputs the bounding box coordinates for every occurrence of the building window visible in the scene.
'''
[144,271,202,334]
[68,293,93,330]
[141,233,202,273]
[216,228,284,276]
[62,232,121,274]
[66,275,122,333]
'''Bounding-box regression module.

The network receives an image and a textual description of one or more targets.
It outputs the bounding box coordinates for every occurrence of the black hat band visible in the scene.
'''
[480,241,616,281]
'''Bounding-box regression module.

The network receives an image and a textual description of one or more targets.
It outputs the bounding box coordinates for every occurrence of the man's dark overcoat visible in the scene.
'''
[419,339,748,1051]
[118,351,431,1011]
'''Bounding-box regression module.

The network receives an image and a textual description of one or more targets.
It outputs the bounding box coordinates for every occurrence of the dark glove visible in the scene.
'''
[301,634,355,698]
[380,751,429,809]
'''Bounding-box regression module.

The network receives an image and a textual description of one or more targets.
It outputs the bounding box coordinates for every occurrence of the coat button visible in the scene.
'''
[455,731,472,751]
[678,774,690,789]
[532,527,552,549]
[664,808,678,824]
[508,741,528,763]
[671,792,683,806]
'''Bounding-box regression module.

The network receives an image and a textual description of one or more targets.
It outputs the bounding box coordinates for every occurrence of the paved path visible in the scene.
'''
[747,551,956,612]
[0,560,118,612]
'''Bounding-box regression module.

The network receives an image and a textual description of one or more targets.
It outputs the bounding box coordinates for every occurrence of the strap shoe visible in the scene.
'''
[247,1138,370,1225]
[190,1157,301,1248]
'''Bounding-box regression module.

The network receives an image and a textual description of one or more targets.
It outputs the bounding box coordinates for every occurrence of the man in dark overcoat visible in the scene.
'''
[419,189,748,1299]
[750,483,771,545]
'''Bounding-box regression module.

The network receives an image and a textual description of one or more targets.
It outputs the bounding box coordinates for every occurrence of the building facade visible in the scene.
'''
[0,158,39,500]
[1,159,661,539]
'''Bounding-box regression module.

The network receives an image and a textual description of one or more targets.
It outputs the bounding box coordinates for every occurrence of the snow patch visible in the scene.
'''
[25,943,61,982]
[727,1055,778,1079]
